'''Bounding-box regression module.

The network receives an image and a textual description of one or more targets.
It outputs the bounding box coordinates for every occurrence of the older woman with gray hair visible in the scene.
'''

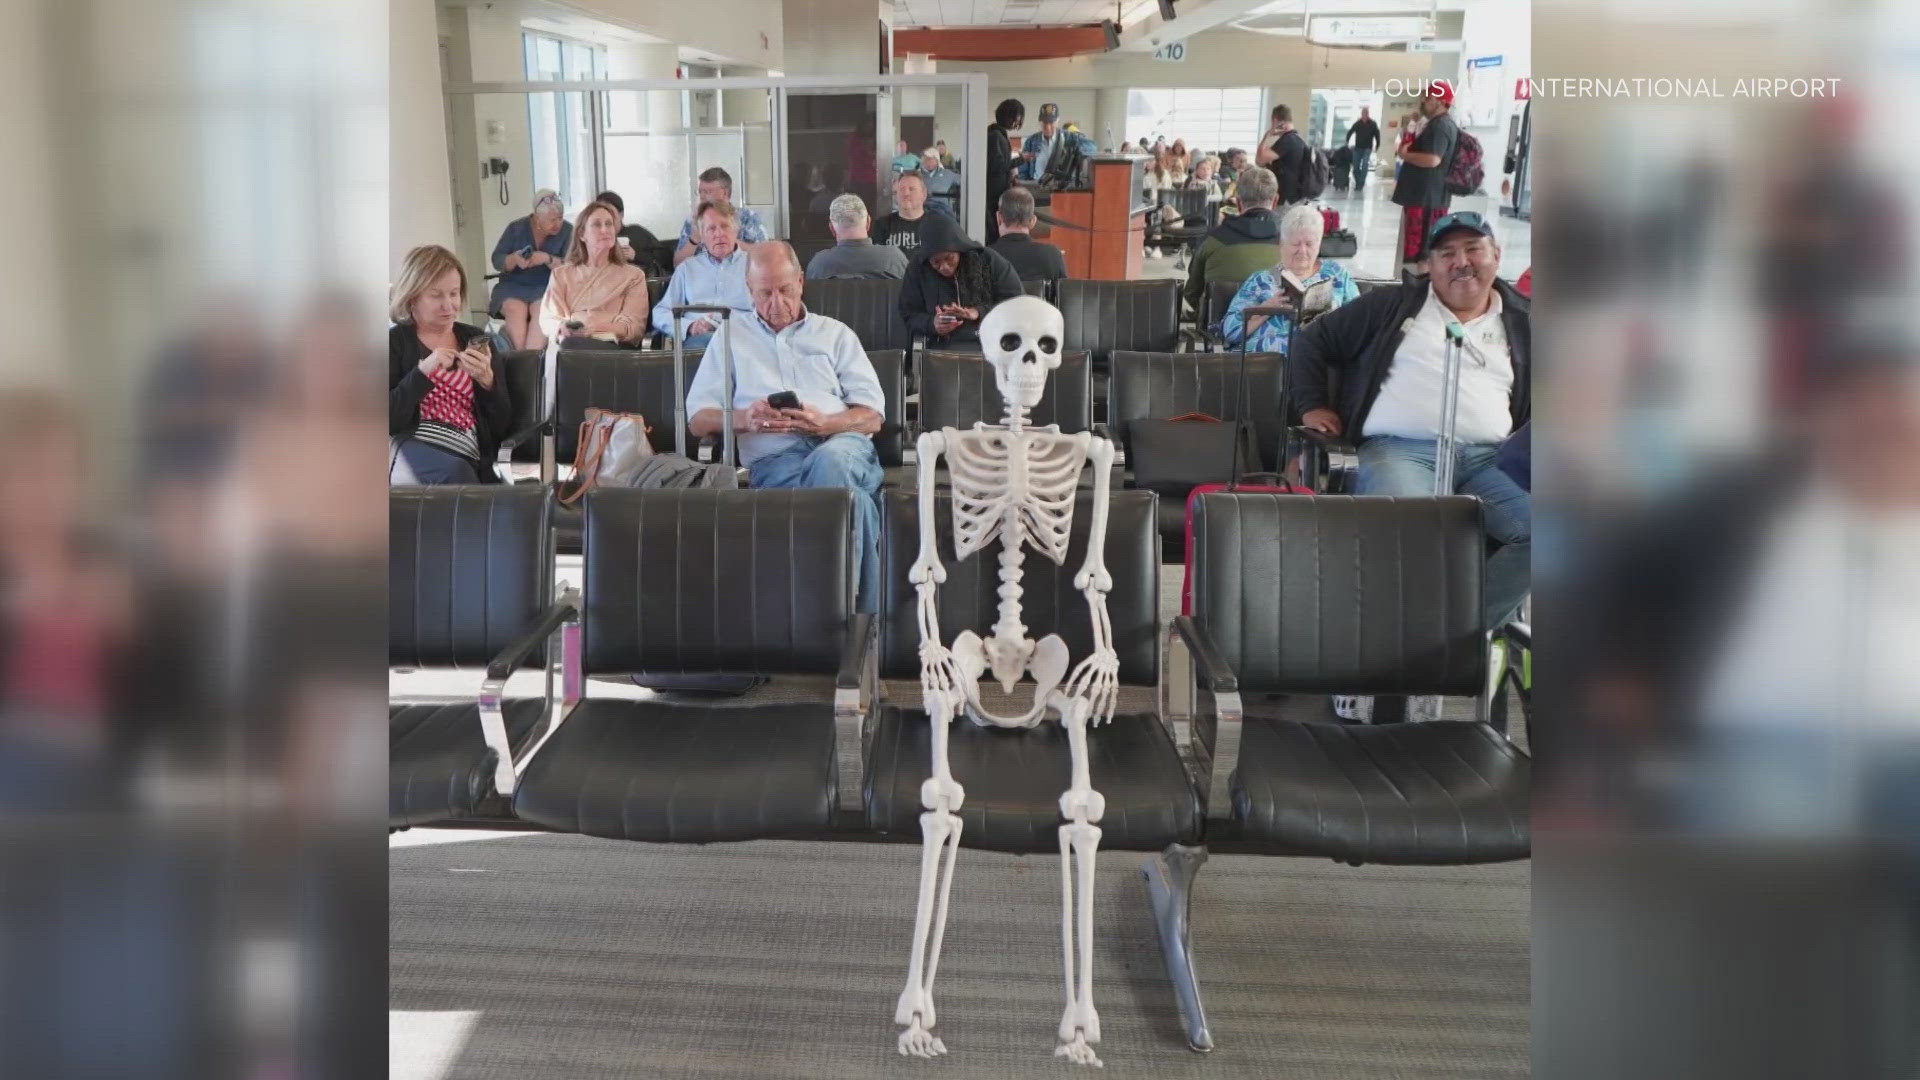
[805,194,910,280]
[1218,202,1359,353]
[488,188,572,350]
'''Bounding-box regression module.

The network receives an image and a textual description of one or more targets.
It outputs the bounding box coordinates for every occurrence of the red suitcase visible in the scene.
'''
[1180,475,1310,615]
[1320,206,1341,233]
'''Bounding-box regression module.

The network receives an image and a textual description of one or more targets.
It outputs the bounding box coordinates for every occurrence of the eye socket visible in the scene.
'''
[998,333,1022,352]
[1038,335,1059,353]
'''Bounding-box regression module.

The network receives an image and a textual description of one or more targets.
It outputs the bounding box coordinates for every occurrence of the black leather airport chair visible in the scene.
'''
[1057,279,1182,371]
[1020,278,1051,300]
[388,486,578,827]
[1279,337,1358,492]
[1196,279,1243,348]
[548,347,704,552]
[864,489,1193,848]
[902,349,1096,490]
[1106,350,1285,558]
[510,488,867,841]
[1157,188,1215,270]
[1160,493,1530,1048]
[863,489,1199,1041]
[915,349,1092,434]
[803,277,914,354]
[493,348,547,480]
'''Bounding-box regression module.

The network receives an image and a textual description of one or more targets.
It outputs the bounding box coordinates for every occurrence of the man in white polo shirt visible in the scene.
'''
[686,241,887,611]
[1289,211,1531,631]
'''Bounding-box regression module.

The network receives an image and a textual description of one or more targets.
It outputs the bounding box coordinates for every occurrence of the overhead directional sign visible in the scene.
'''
[1152,40,1187,62]
[1309,15,1433,44]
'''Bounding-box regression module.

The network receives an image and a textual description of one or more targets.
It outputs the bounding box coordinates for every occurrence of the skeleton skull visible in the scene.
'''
[981,296,1064,410]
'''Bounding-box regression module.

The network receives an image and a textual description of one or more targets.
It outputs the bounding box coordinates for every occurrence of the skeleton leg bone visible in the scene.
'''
[897,690,966,1058]
[1054,695,1106,1066]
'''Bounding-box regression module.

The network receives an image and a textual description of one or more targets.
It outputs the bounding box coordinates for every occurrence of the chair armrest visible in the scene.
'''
[1285,425,1360,492]
[478,590,581,796]
[494,418,549,480]
[1289,425,1356,456]
[836,613,876,693]
[834,613,878,815]
[484,592,580,684]
[1172,615,1237,693]
[1170,616,1244,821]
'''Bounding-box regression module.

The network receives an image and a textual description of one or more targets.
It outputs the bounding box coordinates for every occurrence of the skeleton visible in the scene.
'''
[894,296,1120,1067]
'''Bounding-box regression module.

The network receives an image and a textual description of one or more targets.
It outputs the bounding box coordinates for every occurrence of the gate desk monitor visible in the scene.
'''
[1031,156,1150,280]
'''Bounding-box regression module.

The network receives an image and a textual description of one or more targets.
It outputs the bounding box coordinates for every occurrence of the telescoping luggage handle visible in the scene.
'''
[1433,320,1465,495]
[671,305,737,467]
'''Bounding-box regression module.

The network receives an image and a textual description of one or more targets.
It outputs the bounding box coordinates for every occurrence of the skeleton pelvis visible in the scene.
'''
[951,631,1070,728]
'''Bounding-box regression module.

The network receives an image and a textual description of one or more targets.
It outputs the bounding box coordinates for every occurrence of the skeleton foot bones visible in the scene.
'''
[895,297,1119,1066]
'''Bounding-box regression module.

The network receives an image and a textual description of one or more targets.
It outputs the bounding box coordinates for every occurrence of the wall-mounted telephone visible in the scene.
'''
[484,157,510,206]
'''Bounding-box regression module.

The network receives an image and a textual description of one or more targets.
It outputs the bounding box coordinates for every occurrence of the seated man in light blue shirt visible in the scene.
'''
[653,200,755,349]
[686,241,887,611]
[918,149,961,217]
[673,166,768,268]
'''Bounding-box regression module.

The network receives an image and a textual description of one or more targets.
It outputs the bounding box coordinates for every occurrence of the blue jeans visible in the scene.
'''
[749,433,884,613]
[1355,435,1531,628]
[1351,151,1372,190]
[391,437,479,485]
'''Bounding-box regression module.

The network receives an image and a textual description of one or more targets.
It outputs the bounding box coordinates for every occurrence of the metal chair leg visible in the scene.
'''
[1142,843,1214,1052]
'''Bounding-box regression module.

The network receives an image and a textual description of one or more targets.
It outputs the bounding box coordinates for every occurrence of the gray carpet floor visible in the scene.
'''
[392,832,1528,1078]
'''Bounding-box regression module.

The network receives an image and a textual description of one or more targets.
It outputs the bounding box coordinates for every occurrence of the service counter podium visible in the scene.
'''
[1035,156,1151,280]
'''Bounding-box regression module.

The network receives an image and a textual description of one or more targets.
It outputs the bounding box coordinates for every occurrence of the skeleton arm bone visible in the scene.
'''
[1062,436,1120,724]
[912,431,965,696]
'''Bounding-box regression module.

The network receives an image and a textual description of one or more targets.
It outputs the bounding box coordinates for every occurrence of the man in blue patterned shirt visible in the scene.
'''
[673,167,767,268]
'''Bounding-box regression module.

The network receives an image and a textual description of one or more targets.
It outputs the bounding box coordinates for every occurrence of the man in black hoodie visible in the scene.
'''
[1181,163,1281,316]
[897,212,1023,348]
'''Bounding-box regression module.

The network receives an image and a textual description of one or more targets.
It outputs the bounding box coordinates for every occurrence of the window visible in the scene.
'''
[1125,88,1265,156]
[523,30,606,216]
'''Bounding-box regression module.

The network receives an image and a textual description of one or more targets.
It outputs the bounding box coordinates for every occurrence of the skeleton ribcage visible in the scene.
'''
[943,426,1088,564]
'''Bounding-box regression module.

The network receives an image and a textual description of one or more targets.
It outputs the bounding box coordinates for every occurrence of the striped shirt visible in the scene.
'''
[413,365,480,460]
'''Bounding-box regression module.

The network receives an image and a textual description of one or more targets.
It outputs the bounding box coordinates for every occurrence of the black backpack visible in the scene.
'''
[1445,129,1485,196]
[1288,132,1330,200]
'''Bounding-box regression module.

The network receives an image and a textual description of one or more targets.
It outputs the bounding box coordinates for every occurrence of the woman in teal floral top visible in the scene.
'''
[1219,203,1360,354]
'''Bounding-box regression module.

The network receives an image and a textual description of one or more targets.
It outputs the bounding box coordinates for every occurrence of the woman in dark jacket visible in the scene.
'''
[897,213,1024,348]
[388,245,513,484]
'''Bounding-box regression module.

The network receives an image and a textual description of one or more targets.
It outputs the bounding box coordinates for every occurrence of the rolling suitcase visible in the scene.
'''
[1179,474,1310,615]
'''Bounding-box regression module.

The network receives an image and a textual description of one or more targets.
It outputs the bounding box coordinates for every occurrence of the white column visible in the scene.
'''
[780,0,881,77]
[607,42,681,133]
[1093,87,1129,151]
[390,0,455,269]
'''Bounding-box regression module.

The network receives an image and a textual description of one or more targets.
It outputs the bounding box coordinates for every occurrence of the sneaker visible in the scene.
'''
[1332,695,1372,721]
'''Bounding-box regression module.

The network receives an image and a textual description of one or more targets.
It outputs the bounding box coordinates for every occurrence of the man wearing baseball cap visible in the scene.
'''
[1391,79,1461,270]
[1019,103,1063,182]
[1289,208,1530,638]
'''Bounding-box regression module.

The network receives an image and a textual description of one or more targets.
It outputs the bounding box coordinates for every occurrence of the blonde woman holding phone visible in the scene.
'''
[389,245,514,484]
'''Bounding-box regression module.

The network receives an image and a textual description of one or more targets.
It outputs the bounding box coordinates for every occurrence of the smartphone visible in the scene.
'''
[466,336,491,358]
[767,390,801,411]
[616,235,632,250]
[564,319,585,332]
[518,245,535,258]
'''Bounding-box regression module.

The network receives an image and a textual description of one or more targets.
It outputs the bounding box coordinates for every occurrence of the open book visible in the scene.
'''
[1277,268,1337,325]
